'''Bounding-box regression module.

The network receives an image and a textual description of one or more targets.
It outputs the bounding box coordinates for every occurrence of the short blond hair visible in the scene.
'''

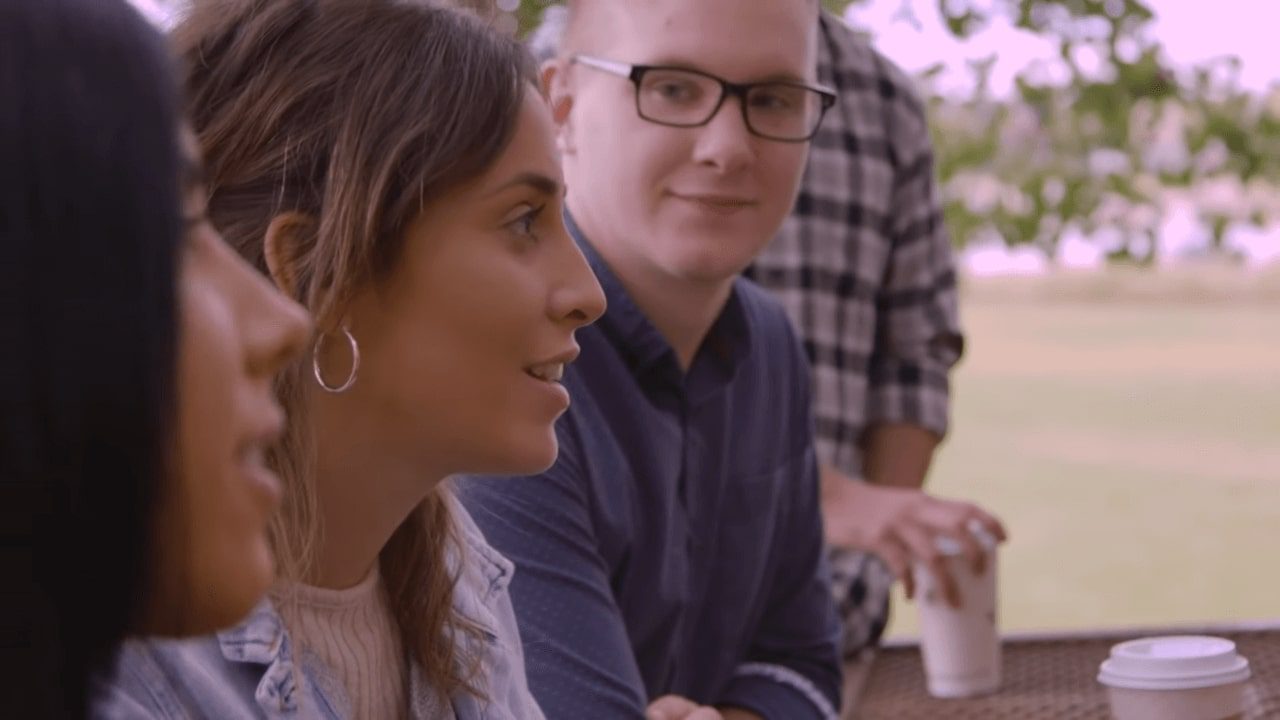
[559,0,819,58]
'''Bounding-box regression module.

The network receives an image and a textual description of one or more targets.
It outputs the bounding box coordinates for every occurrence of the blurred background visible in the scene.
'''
[136,0,1280,637]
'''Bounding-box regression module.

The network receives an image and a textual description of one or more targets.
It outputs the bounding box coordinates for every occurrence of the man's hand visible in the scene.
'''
[821,465,1007,608]
[646,695,723,720]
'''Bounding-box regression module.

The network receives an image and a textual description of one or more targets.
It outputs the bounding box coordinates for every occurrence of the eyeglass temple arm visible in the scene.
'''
[571,54,634,79]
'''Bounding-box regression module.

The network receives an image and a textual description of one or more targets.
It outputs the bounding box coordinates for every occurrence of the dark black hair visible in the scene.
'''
[0,0,182,715]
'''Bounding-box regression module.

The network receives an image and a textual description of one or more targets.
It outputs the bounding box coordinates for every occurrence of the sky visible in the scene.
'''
[129,0,1279,95]
[844,0,1280,270]
[128,0,1277,269]
[846,0,1280,97]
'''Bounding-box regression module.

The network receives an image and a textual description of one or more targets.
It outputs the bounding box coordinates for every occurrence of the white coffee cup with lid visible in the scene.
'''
[913,523,1000,698]
[1097,635,1251,720]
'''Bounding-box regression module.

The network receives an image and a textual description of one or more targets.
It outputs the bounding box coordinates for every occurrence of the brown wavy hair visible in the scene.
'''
[172,0,534,697]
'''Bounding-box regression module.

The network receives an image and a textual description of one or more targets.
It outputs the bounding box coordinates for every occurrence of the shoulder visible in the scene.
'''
[448,496,516,608]
[818,12,929,131]
[445,498,546,718]
[734,278,808,367]
[90,641,174,719]
[732,278,814,428]
[91,635,236,719]
[92,604,319,720]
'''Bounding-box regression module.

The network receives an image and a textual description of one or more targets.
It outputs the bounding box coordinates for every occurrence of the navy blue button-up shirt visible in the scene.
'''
[458,218,842,720]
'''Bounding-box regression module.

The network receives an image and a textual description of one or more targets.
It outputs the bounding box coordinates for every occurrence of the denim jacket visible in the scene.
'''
[92,502,545,720]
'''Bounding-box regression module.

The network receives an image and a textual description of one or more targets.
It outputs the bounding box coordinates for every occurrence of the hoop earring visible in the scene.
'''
[312,326,360,394]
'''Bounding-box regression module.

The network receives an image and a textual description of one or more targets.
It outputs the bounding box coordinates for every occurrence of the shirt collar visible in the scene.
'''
[220,532,514,712]
[213,505,514,716]
[216,601,301,715]
[566,211,752,394]
[567,212,675,380]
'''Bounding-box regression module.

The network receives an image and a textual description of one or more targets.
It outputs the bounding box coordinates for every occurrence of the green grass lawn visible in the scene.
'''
[885,271,1280,638]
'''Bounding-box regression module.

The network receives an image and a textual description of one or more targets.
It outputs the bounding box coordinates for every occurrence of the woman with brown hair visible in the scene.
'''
[94,1,605,717]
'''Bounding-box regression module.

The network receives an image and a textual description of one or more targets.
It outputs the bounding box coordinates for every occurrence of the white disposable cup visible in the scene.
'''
[1098,635,1250,720]
[913,529,1000,698]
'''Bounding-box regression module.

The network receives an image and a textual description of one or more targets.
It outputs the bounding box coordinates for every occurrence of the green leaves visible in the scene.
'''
[503,0,1270,263]
[907,0,1266,261]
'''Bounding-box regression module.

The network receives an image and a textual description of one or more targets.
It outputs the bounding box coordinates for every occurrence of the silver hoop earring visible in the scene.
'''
[312,326,360,393]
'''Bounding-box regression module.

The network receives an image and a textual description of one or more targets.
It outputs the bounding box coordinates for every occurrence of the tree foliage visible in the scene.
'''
[495,0,1279,262]
[915,0,1280,263]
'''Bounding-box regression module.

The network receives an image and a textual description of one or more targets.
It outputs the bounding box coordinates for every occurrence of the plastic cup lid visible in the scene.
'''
[1097,636,1251,691]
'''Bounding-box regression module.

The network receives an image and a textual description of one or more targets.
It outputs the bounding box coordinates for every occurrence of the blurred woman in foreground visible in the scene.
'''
[0,0,309,715]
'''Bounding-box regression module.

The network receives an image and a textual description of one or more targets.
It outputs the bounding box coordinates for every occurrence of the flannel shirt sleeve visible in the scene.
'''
[865,73,964,439]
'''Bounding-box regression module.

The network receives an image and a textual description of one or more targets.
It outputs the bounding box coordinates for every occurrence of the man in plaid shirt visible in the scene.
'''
[529,5,1007,655]
[746,12,1006,653]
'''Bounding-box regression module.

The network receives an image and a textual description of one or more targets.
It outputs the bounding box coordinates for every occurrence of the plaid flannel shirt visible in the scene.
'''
[746,14,965,654]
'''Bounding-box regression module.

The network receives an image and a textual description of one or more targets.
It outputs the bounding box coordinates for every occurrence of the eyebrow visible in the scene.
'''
[644,57,808,85]
[486,172,563,199]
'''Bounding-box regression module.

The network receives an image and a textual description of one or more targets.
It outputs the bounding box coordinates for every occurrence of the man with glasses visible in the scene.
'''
[458,0,842,718]
[525,5,1008,662]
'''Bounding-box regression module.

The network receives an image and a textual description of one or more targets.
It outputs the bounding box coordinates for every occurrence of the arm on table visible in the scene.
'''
[648,695,749,720]
[819,82,1005,607]
[820,462,1005,607]
[862,422,939,490]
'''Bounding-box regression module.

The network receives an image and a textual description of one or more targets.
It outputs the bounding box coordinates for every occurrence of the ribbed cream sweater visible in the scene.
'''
[281,569,411,720]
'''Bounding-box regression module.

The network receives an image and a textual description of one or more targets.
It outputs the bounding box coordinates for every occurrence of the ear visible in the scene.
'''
[541,58,576,154]
[538,57,559,98]
[262,212,314,302]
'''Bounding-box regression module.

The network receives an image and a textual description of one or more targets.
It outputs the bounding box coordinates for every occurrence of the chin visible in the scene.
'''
[458,421,561,477]
[513,442,560,475]
[668,254,756,285]
[190,547,275,635]
[495,428,560,476]
[168,584,264,637]
[660,238,761,282]
[144,542,274,637]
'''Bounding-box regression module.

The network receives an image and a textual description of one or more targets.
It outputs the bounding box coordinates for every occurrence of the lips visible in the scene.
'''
[237,411,284,506]
[524,362,565,383]
[524,346,579,385]
[237,442,282,507]
[684,195,755,207]
[239,442,267,469]
[670,192,759,214]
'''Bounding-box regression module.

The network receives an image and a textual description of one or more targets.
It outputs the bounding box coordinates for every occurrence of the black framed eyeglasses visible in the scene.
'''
[571,54,837,143]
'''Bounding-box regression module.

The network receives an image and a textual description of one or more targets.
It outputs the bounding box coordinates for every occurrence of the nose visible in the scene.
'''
[548,227,606,329]
[691,95,755,174]
[234,250,312,378]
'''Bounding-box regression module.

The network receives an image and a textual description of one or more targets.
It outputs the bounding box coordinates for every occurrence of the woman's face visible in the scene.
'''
[148,132,310,635]
[341,91,606,477]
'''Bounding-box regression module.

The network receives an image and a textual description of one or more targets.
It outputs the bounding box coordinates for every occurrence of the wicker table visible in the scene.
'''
[843,622,1280,719]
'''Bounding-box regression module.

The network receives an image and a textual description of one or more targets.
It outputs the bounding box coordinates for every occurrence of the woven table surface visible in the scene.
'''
[844,623,1280,719]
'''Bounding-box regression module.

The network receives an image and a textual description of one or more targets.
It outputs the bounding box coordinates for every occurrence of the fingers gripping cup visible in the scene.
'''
[1098,636,1250,720]
[913,526,1000,698]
